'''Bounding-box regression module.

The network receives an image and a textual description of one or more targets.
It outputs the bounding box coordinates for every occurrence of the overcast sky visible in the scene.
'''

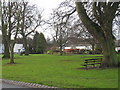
[0,0,119,40]
[31,0,119,40]
[28,0,65,39]
[29,0,64,18]
[0,0,65,38]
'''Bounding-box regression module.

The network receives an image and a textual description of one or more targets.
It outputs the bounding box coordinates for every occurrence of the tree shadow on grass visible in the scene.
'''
[3,62,23,66]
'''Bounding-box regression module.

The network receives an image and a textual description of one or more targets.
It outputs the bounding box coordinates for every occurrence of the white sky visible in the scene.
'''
[27,0,120,40]
[29,0,64,18]
[0,0,119,40]
[28,0,65,39]
[0,0,65,38]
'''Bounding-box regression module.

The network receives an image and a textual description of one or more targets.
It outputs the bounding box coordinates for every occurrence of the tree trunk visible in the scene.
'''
[3,43,10,59]
[2,37,10,59]
[23,37,29,56]
[60,45,63,55]
[21,3,29,56]
[101,37,118,67]
[10,46,15,64]
[2,17,10,59]
[92,44,95,55]
[75,2,119,67]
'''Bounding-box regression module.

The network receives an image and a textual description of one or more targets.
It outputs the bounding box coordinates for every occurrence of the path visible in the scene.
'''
[1,82,27,88]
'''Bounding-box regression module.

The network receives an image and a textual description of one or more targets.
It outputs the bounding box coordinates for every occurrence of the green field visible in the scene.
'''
[2,54,119,88]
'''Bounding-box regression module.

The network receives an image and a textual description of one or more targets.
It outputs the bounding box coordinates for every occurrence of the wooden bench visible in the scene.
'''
[82,58,102,69]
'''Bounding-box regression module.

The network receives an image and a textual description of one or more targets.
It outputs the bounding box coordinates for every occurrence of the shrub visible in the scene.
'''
[95,44,103,54]
[117,50,120,54]
[79,49,85,54]
[47,50,53,54]
[79,49,92,54]
[95,49,102,54]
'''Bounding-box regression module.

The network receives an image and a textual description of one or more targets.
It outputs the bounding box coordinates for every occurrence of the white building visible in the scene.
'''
[64,45,92,50]
[0,44,23,54]
[0,35,24,54]
[115,40,120,52]
[0,35,3,54]
[14,44,24,53]
[0,44,3,54]
[116,47,120,52]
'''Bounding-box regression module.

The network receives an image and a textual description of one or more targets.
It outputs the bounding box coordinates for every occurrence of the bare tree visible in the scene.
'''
[1,1,10,58]
[76,1,120,67]
[48,1,76,55]
[2,1,22,63]
[113,13,120,40]
[20,2,43,55]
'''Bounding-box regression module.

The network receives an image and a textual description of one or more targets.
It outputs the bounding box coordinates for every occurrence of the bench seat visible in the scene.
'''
[81,58,102,69]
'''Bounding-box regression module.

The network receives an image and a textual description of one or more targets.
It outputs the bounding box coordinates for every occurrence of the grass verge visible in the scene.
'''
[2,54,119,88]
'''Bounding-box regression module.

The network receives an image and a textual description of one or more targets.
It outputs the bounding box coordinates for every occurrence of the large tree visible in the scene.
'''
[1,1,10,58]
[37,33,47,54]
[33,31,39,53]
[75,1,120,67]
[48,1,76,55]
[20,2,42,56]
[2,1,21,63]
[33,32,47,54]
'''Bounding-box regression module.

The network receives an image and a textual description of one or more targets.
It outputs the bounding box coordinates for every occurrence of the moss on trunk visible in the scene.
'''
[10,47,15,64]
[101,37,118,67]
[23,37,29,56]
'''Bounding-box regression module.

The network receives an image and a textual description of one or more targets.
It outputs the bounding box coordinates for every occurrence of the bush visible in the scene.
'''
[79,49,92,54]
[79,49,85,54]
[86,50,92,54]
[95,44,103,54]
[117,55,120,67]
[95,49,102,54]
[117,50,120,54]
[47,50,53,54]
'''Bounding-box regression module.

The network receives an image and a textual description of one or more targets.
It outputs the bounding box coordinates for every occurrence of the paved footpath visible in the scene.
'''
[2,82,27,88]
[1,79,57,88]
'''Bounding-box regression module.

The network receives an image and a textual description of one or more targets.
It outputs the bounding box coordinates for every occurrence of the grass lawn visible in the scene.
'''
[2,54,119,88]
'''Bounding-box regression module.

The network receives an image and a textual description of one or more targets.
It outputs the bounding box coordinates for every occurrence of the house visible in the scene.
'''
[64,45,92,54]
[0,35,24,54]
[64,48,80,54]
[14,44,24,54]
[64,38,120,54]
[63,37,92,54]
[0,43,24,54]
[115,40,120,52]
[0,35,3,54]
[0,46,2,54]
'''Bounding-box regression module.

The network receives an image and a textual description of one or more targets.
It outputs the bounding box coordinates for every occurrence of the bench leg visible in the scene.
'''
[93,64,95,68]
[86,65,88,69]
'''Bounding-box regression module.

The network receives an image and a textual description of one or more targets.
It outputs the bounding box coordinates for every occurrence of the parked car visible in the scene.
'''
[118,50,120,54]
[20,49,25,55]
